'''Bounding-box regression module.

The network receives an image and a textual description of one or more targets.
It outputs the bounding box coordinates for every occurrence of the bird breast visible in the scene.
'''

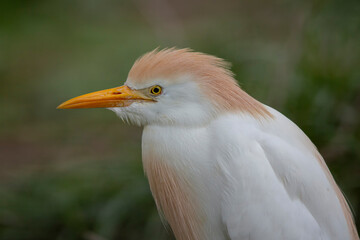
[141,124,225,240]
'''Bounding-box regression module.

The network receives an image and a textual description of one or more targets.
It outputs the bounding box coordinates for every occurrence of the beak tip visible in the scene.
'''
[57,102,68,109]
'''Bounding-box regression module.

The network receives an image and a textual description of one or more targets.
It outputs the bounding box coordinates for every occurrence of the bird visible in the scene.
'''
[58,48,359,240]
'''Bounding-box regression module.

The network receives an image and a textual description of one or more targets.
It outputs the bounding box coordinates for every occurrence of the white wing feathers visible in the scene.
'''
[218,108,354,240]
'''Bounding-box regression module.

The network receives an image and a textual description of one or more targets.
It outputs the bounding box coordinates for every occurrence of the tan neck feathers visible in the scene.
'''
[143,156,204,240]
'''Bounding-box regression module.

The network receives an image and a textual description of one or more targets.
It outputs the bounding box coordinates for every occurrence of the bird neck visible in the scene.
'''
[141,125,211,240]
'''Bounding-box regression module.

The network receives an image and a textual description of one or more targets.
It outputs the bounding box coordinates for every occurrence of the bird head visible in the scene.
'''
[57,48,271,126]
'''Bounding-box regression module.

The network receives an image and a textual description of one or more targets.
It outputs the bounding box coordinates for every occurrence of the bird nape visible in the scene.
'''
[58,48,359,240]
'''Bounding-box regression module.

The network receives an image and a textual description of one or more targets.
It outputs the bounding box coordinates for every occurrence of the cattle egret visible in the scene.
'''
[58,48,359,240]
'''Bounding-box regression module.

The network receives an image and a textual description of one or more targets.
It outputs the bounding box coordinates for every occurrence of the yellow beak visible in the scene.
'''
[57,85,153,109]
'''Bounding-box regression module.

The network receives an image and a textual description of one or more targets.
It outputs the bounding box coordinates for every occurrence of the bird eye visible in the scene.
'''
[149,85,162,95]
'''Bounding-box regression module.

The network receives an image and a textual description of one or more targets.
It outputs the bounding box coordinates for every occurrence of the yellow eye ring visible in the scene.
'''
[149,85,162,95]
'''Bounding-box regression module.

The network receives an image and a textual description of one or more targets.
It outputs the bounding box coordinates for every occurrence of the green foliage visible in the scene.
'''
[0,158,170,240]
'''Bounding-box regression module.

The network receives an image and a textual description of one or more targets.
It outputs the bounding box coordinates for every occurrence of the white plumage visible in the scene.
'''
[58,48,358,240]
[141,107,352,240]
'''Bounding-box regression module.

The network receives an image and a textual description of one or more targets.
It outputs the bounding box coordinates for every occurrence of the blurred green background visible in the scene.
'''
[0,0,359,239]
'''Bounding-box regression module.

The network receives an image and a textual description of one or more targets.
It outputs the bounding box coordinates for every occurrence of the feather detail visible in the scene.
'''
[129,48,273,120]
[313,151,359,240]
[142,153,204,240]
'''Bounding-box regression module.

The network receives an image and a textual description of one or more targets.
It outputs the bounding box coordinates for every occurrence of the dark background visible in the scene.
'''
[0,0,359,239]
